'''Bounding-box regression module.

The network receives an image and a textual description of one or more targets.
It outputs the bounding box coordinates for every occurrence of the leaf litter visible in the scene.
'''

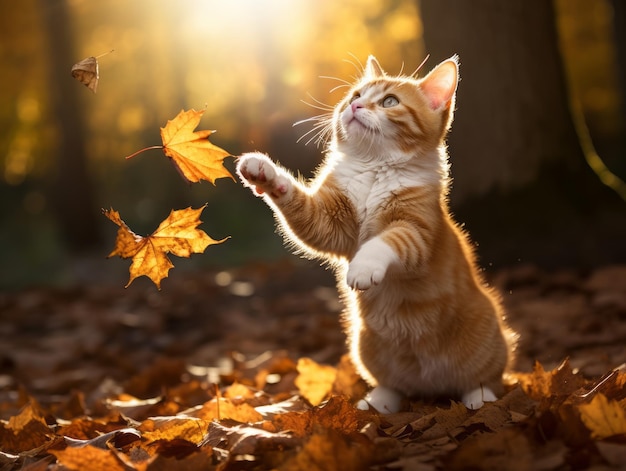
[0,262,625,470]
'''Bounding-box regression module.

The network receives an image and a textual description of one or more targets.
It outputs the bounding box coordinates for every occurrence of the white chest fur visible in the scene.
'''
[333,155,439,222]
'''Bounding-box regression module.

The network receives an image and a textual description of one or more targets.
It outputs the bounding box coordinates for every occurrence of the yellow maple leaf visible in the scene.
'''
[126,108,234,184]
[103,205,227,289]
[579,393,626,439]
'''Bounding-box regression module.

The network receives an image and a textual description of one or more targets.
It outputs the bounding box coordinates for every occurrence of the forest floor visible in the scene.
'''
[1,260,625,470]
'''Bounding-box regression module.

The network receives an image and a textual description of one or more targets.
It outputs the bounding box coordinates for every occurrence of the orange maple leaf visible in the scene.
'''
[126,108,234,184]
[103,206,227,289]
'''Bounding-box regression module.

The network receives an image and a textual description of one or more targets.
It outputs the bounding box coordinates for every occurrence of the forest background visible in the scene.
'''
[0,0,625,289]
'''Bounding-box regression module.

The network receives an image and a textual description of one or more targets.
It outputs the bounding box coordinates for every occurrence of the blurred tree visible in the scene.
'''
[419,0,626,267]
[39,0,101,250]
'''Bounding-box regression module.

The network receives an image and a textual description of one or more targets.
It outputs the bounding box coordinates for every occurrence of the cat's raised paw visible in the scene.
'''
[237,153,291,199]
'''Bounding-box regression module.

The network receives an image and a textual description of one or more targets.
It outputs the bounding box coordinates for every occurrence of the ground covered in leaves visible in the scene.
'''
[1,260,625,470]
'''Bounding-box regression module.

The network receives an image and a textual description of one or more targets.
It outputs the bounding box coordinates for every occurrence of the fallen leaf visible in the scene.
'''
[279,428,372,471]
[578,393,626,439]
[186,398,263,423]
[50,445,127,471]
[126,108,234,184]
[103,206,227,289]
[0,402,52,453]
[271,395,367,438]
[56,415,133,441]
[332,354,369,401]
[202,419,297,457]
[140,416,209,445]
[514,359,585,401]
[445,428,531,471]
[295,358,337,406]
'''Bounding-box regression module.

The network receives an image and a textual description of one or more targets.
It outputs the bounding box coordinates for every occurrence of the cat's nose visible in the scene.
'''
[351,102,363,113]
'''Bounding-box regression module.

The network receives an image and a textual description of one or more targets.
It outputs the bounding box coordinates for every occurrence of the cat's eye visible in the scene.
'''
[382,95,400,107]
[349,93,361,103]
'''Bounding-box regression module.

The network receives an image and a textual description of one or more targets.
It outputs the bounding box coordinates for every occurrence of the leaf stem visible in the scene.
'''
[125,145,163,160]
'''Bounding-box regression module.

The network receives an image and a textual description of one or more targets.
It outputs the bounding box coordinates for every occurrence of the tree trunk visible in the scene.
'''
[610,0,626,125]
[39,0,101,250]
[419,0,626,267]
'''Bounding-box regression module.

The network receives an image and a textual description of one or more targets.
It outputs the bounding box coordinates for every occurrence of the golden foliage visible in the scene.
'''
[126,108,233,185]
[103,205,227,289]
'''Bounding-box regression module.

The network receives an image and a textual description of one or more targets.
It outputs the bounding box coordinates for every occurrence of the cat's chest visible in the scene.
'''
[334,163,413,219]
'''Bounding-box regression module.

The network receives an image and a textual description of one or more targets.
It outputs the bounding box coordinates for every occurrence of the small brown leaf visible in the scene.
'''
[70,50,113,94]
[71,57,98,93]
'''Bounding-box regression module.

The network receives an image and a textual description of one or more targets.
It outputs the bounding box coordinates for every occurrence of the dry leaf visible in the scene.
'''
[295,357,337,406]
[71,57,98,93]
[279,428,372,471]
[103,205,227,289]
[578,393,626,439]
[0,402,52,453]
[50,445,127,471]
[126,108,234,184]
[140,416,209,445]
[70,50,113,93]
[514,359,585,400]
[187,398,263,423]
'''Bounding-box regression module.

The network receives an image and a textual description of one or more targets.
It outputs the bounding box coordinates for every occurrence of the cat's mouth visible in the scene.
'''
[346,113,369,131]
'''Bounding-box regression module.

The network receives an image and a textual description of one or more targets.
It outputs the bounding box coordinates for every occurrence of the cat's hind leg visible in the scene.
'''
[461,386,497,410]
[356,386,403,414]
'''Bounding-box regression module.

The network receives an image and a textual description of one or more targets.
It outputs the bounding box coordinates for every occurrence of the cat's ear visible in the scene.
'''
[419,56,459,110]
[364,55,385,79]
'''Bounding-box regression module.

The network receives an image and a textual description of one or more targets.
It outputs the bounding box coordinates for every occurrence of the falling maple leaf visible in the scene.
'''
[103,205,227,289]
[126,108,234,184]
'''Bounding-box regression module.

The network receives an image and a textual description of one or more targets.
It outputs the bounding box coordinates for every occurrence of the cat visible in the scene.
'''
[236,55,517,412]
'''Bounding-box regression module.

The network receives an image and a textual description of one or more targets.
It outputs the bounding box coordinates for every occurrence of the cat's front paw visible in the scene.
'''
[347,237,398,290]
[236,153,291,199]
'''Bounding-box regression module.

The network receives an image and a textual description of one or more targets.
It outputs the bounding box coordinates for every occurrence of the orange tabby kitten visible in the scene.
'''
[236,56,516,412]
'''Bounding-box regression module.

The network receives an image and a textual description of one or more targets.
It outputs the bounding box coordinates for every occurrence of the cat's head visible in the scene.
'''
[333,55,459,156]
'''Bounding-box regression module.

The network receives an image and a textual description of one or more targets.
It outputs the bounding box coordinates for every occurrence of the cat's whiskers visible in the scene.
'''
[319,75,352,87]
[303,93,334,109]
[294,113,334,147]
[345,53,365,74]
[410,54,430,78]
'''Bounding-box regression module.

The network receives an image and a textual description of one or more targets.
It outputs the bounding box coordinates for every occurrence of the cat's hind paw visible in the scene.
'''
[356,386,403,414]
[236,153,291,199]
[461,386,497,410]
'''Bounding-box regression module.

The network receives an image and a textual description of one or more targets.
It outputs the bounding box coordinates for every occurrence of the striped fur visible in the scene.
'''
[237,56,516,411]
